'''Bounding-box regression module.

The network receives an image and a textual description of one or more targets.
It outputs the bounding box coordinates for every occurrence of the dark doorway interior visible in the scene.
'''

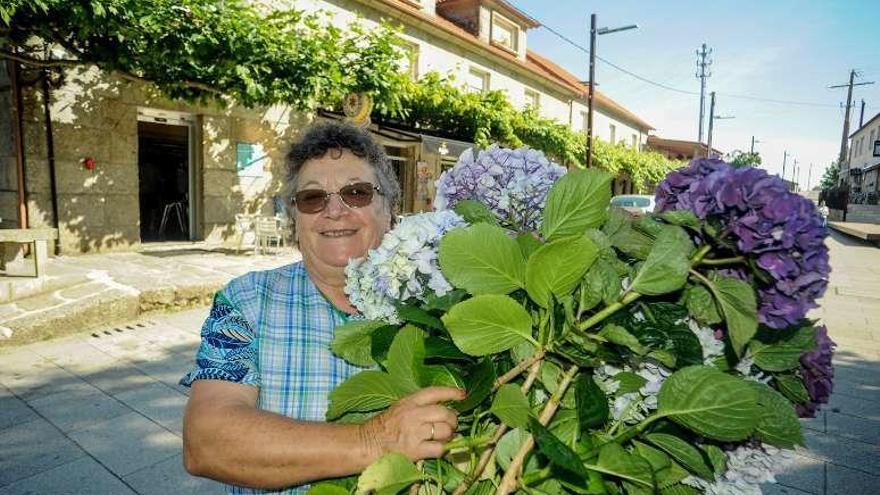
[138,122,190,242]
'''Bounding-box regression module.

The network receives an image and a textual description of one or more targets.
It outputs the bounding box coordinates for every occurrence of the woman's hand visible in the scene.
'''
[361,387,466,461]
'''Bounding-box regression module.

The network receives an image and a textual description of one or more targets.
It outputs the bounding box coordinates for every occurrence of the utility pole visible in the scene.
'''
[793,159,799,191]
[706,92,734,158]
[586,14,597,169]
[829,70,874,164]
[695,43,713,144]
[808,163,813,191]
[751,136,756,154]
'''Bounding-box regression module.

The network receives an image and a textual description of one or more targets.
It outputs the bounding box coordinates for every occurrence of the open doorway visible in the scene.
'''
[137,121,190,242]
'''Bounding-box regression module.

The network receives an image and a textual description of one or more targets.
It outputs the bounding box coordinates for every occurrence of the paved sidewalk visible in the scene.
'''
[0,244,301,347]
[0,231,877,494]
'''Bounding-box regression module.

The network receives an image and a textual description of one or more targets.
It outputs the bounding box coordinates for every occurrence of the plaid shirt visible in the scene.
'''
[181,261,365,494]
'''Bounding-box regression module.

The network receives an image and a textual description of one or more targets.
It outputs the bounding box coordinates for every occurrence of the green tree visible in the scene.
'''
[1,0,409,113]
[819,162,840,190]
[729,150,762,168]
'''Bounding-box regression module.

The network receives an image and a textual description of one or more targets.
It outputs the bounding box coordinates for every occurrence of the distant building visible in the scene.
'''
[844,112,880,194]
[646,136,723,161]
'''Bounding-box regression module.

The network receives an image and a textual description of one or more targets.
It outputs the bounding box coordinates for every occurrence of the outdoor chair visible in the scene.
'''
[254,216,285,254]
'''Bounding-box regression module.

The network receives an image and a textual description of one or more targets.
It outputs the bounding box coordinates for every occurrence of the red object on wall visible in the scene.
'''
[82,157,96,170]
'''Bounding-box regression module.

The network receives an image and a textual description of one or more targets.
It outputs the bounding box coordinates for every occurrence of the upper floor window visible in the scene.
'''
[524,88,540,110]
[467,67,490,93]
[490,12,519,53]
[609,124,617,144]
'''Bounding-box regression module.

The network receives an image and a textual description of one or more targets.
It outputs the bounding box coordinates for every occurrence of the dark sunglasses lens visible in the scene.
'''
[294,190,327,213]
[339,183,375,208]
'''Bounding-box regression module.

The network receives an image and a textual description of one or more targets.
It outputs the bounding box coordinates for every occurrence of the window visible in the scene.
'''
[399,41,420,80]
[609,124,616,144]
[490,12,519,52]
[631,134,638,150]
[466,67,490,93]
[236,142,265,173]
[524,88,540,110]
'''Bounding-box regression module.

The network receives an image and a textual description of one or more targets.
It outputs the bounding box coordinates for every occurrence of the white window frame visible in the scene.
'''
[467,67,490,93]
[490,11,519,53]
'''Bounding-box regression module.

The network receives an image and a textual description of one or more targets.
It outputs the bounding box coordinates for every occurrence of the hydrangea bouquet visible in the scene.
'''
[317,148,834,495]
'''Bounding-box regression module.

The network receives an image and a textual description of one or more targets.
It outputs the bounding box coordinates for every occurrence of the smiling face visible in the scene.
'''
[294,149,392,279]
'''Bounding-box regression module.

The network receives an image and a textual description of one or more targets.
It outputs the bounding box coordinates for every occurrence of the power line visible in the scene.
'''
[520,7,866,109]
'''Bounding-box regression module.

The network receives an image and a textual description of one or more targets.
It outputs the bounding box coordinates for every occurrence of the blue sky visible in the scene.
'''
[510,0,880,187]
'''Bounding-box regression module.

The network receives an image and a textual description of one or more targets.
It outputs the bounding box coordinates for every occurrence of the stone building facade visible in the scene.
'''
[1,0,653,255]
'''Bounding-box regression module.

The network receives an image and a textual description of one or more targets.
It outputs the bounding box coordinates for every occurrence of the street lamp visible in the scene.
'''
[586,14,638,168]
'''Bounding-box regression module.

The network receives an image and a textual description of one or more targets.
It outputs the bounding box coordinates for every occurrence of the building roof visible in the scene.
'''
[525,51,654,131]
[647,135,723,158]
[436,0,540,28]
[356,0,652,132]
[850,111,880,138]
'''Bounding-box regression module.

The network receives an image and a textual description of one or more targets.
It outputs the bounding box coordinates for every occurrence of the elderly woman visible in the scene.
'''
[181,122,464,493]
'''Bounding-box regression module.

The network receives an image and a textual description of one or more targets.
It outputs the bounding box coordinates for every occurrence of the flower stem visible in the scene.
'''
[493,350,546,393]
[689,268,713,288]
[698,256,745,266]
[577,291,642,332]
[452,359,544,495]
[496,364,579,495]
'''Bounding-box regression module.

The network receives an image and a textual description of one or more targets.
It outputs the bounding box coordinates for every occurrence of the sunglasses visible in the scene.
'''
[292,182,383,214]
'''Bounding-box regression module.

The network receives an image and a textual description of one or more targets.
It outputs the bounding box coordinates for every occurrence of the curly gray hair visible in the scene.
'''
[283,121,401,235]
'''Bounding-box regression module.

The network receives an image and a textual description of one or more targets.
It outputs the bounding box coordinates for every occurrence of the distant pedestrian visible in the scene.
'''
[818,202,829,227]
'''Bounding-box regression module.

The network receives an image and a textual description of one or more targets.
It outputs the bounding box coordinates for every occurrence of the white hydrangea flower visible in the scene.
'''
[345,211,466,323]
[679,317,726,365]
[683,443,795,495]
[594,360,671,424]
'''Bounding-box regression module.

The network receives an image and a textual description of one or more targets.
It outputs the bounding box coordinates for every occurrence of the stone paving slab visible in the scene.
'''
[0,418,86,486]
[0,457,138,495]
[122,454,224,495]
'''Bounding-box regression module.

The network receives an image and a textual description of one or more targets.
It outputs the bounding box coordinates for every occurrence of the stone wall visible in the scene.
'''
[17,65,306,254]
[846,204,880,224]
[0,67,19,229]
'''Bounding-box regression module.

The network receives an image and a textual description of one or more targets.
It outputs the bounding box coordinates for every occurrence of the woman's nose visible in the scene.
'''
[322,192,349,217]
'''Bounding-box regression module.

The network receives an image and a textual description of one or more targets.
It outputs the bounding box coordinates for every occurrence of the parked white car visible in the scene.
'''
[610,195,656,216]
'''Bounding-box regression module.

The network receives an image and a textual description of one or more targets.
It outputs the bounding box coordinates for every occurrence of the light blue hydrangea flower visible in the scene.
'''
[434,145,566,231]
[683,443,794,495]
[344,210,466,323]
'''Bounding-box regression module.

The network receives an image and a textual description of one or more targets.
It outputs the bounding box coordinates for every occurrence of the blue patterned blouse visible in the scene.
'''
[180,261,365,494]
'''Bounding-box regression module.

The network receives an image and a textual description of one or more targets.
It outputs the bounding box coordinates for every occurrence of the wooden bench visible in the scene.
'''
[0,228,59,277]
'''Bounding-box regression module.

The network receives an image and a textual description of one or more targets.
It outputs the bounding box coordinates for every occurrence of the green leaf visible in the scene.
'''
[327,371,402,420]
[454,359,496,412]
[615,372,648,395]
[645,433,714,480]
[683,284,722,326]
[491,384,531,428]
[424,336,470,361]
[453,199,499,225]
[526,236,599,308]
[530,417,591,481]
[584,442,653,488]
[496,428,529,471]
[632,440,671,472]
[387,325,426,394]
[423,365,465,388]
[660,485,700,495]
[575,374,609,430]
[370,325,400,367]
[441,294,537,356]
[647,349,677,368]
[516,233,543,259]
[750,325,816,372]
[702,445,726,476]
[600,324,649,355]
[658,210,700,229]
[439,224,525,295]
[706,276,758,357]
[630,227,693,296]
[541,169,613,240]
[356,453,421,495]
[396,304,444,331]
[775,374,810,403]
[604,208,654,260]
[657,366,759,442]
[307,483,350,495]
[548,409,579,446]
[750,382,805,448]
[332,320,387,367]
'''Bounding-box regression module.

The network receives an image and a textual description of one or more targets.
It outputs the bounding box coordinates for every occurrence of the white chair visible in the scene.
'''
[254,216,284,254]
[235,214,255,253]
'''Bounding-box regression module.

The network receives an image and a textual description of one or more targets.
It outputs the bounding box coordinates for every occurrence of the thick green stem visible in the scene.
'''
[496,364,579,495]
[493,350,546,393]
[698,256,745,266]
[577,291,642,332]
[451,359,544,495]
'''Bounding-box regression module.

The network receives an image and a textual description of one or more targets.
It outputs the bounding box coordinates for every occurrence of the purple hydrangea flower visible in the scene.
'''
[797,325,835,418]
[434,145,566,231]
[656,159,830,328]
